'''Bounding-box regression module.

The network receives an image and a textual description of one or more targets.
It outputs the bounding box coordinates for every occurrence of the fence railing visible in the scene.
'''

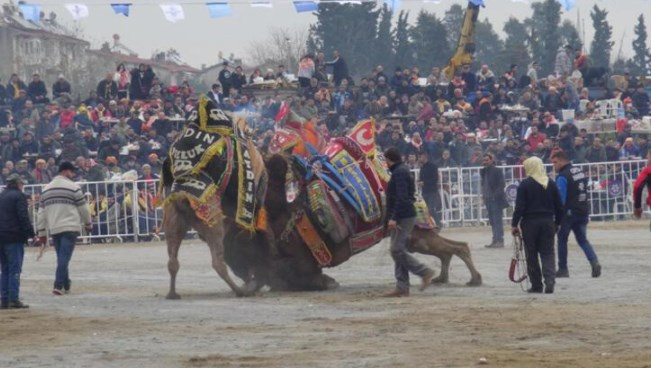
[413,159,648,226]
[1,159,648,243]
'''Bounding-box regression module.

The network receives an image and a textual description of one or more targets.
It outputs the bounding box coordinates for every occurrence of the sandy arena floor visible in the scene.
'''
[1,221,650,368]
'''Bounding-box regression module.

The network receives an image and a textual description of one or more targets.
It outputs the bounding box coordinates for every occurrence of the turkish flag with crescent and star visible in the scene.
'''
[346,119,376,156]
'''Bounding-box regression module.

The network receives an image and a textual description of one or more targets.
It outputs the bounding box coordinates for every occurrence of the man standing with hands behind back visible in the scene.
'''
[36,162,92,296]
[383,148,435,297]
[481,153,507,248]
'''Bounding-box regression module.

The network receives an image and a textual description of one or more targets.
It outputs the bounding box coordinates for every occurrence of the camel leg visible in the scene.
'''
[164,207,186,300]
[455,244,483,286]
[201,221,250,297]
[432,255,451,284]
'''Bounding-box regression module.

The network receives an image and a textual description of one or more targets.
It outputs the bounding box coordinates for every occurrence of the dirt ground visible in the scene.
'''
[1,221,650,368]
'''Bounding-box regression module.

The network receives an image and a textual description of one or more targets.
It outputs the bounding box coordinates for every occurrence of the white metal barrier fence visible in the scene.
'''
[413,159,648,226]
[1,159,647,242]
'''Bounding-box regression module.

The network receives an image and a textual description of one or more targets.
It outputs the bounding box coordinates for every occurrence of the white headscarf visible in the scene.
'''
[523,157,549,189]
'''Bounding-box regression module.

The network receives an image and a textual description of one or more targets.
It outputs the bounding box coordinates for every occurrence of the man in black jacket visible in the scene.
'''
[325,50,349,87]
[418,151,441,227]
[383,148,434,297]
[0,174,35,309]
[512,157,564,294]
[481,153,506,248]
[27,73,49,104]
[552,151,601,278]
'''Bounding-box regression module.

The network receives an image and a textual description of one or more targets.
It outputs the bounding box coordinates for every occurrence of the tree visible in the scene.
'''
[374,4,394,70]
[589,5,614,69]
[247,27,309,71]
[500,18,531,74]
[525,0,561,76]
[559,20,582,51]
[630,14,650,76]
[474,19,505,73]
[308,2,379,76]
[410,10,450,71]
[393,10,414,69]
[443,4,464,52]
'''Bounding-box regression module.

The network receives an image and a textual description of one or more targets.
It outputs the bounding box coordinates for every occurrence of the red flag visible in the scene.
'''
[274,101,290,122]
[347,119,376,156]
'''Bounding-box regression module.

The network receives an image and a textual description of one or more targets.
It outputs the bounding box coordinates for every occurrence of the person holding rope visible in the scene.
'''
[551,151,601,278]
[633,150,651,223]
[511,157,564,294]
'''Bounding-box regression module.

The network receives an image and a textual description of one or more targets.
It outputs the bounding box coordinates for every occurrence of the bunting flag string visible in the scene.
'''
[18,3,42,22]
[65,3,90,19]
[206,2,233,17]
[292,1,318,13]
[110,3,131,16]
[160,4,185,22]
[17,0,591,22]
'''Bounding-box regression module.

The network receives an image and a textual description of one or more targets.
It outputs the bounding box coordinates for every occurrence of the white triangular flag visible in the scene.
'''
[250,1,273,8]
[160,4,184,23]
[64,3,89,20]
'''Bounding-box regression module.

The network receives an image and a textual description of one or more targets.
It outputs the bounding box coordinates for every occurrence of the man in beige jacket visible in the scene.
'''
[36,162,92,295]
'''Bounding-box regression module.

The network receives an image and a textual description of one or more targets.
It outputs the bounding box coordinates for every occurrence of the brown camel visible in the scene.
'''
[408,228,482,286]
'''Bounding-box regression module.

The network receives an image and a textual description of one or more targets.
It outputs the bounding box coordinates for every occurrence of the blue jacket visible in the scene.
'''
[386,162,416,221]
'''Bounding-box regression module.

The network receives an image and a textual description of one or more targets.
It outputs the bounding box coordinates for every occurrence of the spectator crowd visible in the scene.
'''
[1,46,650,192]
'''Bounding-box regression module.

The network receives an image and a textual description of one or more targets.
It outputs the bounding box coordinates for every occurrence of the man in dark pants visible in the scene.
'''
[0,174,35,309]
[383,148,435,297]
[552,151,601,278]
[36,162,92,295]
[481,153,506,248]
[512,157,564,294]
[418,151,441,227]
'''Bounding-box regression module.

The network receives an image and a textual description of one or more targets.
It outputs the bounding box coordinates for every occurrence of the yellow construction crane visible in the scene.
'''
[442,2,480,81]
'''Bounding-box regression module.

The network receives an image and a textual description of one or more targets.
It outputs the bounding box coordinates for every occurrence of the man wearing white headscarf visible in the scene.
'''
[511,157,564,294]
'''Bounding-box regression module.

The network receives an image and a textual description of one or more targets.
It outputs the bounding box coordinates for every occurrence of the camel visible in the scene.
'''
[160,98,267,299]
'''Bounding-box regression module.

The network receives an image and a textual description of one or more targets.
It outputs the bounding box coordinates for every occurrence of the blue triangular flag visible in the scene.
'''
[293,1,318,13]
[111,3,131,16]
[206,2,232,18]
[469,0,485,7]
[18,3,41,22]
[559,0,575,11]
[384,0,401,11]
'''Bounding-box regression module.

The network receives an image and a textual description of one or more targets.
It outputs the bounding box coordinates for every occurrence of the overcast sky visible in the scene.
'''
[35,0,651,69]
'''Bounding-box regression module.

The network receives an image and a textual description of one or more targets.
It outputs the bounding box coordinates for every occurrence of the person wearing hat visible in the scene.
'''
[52,74,71,100]
[511,157,564,294]
[35,162,92,296]
[0,174,35,309]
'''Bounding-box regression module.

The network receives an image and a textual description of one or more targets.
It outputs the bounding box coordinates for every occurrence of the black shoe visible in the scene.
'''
[485,241,504,249]
[591,261,601,278]
[527,287,543,293]
[556,268,569,278]
[544,285,554,294]
[0,301,7,310]
[7,300,29,309]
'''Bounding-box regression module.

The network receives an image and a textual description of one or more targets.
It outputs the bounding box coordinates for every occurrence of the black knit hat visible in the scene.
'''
[58,161,77,173]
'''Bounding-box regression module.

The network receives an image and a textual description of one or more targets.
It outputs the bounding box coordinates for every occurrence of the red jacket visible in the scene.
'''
[633,165,651,210]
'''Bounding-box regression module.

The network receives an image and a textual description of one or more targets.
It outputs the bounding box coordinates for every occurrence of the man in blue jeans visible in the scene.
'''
[480,153,507,248]
[551,151,601,278]
[36,162,92,295]
[0,174,35,309]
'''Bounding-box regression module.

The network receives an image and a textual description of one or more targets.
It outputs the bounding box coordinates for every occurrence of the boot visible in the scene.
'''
[527,287,543,293]
[591,261,601,278]
[556,268,569,278]
[382,289,410,298]
[0,300,7,310]
[7,300,29,309]
[485,241,504,249]
[544,284,554,294]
